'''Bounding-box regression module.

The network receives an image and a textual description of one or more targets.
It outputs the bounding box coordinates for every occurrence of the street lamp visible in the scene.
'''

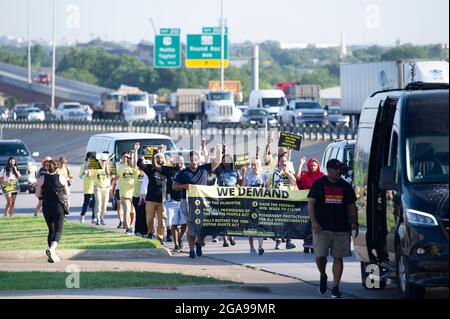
[51,0,56,111]
[27,0,31,84]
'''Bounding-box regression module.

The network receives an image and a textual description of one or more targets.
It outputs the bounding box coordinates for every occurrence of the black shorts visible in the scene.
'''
[115,190,120,200]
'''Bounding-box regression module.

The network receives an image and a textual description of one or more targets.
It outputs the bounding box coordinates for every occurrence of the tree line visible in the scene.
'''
[0,41,448,102]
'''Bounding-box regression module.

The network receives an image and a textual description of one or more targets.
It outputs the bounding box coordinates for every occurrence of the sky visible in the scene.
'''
[0,0,448,46]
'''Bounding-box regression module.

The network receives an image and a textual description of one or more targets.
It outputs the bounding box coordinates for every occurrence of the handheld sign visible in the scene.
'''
[1,180,19,193]
[144,146,159,160]
[234,154,250,169]
[278,132,302,151]
[88,159,102,170]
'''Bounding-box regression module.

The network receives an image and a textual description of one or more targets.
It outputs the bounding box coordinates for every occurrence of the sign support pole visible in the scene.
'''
[220,0,225,91]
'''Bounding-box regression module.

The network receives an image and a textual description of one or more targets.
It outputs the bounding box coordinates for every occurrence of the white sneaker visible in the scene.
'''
[80,216,85,224]
[51,250,61,262]
[91,218,97,224]
[250,248,257,255]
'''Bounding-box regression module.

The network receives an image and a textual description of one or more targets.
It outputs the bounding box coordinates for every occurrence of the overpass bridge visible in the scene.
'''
[0,62,113,106]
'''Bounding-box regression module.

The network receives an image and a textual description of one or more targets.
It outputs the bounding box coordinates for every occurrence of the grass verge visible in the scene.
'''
[0,271,233,291]
[0,217,160,250]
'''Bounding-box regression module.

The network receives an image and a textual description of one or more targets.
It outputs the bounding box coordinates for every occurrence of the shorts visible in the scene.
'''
[115,190,120,200]
[165,200,186,226]
[180,199,196,236]
[313,230,352,258]
[4,192,18,197]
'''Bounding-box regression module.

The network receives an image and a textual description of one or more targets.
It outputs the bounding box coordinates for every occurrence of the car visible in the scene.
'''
[326,106,350,127]
[321,139,355,184]
[86,133,178,210]
[54,102,88,121]
[33,73,50,85]
[353,82,448,298]
[240,108,278,126]
[0,140,39,193]
[153,103,171,119]
[0,106,9,120]
[29,102,53,119]
[25,107,46,122]
[10,104,30,121]
[280,99,328,126]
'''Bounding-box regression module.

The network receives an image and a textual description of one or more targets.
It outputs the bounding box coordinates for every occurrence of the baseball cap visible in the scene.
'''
[326,159,342,170]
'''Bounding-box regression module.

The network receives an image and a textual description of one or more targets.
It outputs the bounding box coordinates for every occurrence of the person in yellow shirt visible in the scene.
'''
[132,166,146,236]
[79,152,96,224]
[117,152,135,234]
[57,156,74,187]
[93,153,111,226]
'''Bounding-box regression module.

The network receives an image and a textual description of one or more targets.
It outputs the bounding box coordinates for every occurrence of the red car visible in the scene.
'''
[33,73,50,85]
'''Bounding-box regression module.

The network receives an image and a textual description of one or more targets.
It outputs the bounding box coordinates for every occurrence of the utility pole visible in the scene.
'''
[252,45,259,90]
[51,0,56,111]
[220,0,225,90]
[27,0,31,84]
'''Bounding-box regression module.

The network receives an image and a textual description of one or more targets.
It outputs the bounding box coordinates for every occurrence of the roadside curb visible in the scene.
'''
[0,248,172,260]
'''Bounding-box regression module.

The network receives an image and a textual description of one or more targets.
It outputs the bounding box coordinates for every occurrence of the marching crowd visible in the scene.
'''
[1,136,358,298]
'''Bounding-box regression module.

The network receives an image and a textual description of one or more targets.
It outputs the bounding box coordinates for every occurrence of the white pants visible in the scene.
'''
[94,188,109,219]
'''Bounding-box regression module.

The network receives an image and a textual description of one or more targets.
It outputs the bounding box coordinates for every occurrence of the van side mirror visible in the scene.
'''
[32,152,39,157]
[379,166,395,190]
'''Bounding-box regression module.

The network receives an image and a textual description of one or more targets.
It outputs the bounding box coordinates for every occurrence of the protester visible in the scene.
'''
[0,157,21,218]
[57,156,74,188]
[79,152,96,224]
[35,160,70,263]
[34,156,52,217]
[267,153,298,250]
[173,150,221,259]
[296,156,325,253]
[137,147,168,245]
[92,153,111,226]
[117,151,136,234]
[111,159,124,229]
[308,159,358,298]
[214,152,243,247]
[242,158,268,255]
[132,163,145,237]
[149,152,186,252]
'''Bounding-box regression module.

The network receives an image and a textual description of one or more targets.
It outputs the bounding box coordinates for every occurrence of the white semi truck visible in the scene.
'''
[93,85,156,122]
[171,89,241,124]
[340,60,449,118]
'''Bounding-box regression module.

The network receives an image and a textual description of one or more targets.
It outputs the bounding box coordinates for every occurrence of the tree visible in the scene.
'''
[31,44,48,66]
[59,67,98,85]
[301,69,339,88]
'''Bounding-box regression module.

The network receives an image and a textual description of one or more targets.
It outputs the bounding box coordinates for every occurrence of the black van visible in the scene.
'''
[353,83,448,298]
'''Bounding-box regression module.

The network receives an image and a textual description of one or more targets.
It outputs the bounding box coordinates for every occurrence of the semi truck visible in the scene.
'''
[170,88,242,124]
[340,60,449,119]
[93,85,156,122]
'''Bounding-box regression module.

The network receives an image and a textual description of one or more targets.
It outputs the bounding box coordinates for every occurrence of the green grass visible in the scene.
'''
[0,271,233,291]
[0,217,160,250]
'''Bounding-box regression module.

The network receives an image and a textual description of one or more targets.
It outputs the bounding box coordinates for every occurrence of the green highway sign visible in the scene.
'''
[186,33,229,68]
[160,28,180,35]
[154,30,181,68]
[202,26,228,34]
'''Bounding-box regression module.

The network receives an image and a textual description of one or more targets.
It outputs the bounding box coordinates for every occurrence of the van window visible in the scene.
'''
[114,139,176,162]
[261,98,286,108]
[405,94,448,184]
[389,132,399,183]
[0,142,29,157]
[344,146,355,170]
